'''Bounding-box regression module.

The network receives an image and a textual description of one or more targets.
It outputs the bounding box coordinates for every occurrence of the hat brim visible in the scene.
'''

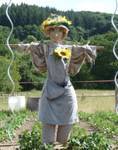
[44,25,69,36]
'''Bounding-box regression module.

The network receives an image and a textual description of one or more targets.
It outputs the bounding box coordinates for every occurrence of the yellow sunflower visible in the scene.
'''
[53,47,71,60]
[41,14,72,31]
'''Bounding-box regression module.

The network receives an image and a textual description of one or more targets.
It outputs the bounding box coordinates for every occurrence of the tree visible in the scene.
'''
[0,56,21,93]
[24,35,37,43]
[0,26,19,57]
[15,52,46,90]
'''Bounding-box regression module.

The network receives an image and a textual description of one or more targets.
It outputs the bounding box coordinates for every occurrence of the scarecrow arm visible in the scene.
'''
[69,44,99,75]
[10,42,39,53]
[10,42,47,73]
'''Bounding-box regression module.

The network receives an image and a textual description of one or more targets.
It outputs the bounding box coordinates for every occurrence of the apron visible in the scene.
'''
[38,43,79,125]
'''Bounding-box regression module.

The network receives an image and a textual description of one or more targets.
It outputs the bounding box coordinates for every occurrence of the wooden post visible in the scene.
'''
[115,83,118,113]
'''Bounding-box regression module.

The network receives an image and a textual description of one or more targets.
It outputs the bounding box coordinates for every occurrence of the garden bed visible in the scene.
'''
[0,111,118,149]
[0,110,37,150]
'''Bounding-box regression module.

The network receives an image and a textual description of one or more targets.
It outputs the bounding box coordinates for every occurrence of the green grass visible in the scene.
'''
[0,89,115,112]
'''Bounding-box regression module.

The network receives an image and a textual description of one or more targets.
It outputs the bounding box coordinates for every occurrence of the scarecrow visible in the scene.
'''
[12,14,103,146]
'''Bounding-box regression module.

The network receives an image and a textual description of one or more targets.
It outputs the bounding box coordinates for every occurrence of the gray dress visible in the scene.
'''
[28,42,96,125]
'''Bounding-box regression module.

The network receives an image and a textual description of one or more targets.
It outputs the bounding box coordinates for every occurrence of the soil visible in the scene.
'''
[79,120,96,134]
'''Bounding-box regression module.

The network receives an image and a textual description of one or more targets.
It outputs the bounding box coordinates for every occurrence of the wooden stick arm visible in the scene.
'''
[96,46,104,51]
[5,43,32,53]
[90,45,104,51]
[10,43,30,51]
[10,42,39,46]
[2,43,104,53]
[9,42,39,52]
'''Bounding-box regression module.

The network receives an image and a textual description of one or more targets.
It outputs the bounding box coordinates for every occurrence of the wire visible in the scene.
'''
[111,0,118,88]
[111,0,118,113]
[6,0,15,95]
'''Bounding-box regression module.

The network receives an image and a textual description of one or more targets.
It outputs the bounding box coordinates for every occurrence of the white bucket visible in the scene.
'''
[8,96,26,111]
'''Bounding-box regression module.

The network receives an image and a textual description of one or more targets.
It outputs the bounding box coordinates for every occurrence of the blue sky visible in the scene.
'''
[0,0,117,14]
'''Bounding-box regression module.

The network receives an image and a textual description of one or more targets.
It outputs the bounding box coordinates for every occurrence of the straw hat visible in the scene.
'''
[41,14,72,36]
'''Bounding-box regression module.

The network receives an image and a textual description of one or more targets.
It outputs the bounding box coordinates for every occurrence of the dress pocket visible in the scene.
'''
[46,80,65,100]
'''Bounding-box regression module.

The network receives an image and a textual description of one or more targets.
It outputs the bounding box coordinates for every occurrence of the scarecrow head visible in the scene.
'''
[41,14,72,42]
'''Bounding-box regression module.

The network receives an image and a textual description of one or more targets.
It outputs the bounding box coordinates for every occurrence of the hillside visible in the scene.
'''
[0,4,117,91]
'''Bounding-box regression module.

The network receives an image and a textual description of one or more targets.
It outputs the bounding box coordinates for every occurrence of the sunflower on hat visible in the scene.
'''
[41,14,72,35]
[42,14,72,29]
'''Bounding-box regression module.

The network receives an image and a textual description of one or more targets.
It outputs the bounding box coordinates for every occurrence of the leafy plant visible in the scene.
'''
[79,111,118,138]
[19,122,42,150]
[0,110,29,142]
[68,132,112,150]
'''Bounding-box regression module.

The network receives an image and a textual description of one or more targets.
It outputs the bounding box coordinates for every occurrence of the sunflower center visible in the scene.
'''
[60,51,66,56]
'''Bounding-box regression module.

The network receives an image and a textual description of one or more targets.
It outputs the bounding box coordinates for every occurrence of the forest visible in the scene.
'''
[0,3,118,92]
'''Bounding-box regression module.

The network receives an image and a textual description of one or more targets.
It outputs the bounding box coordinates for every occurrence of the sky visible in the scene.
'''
[0,0,117,14]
